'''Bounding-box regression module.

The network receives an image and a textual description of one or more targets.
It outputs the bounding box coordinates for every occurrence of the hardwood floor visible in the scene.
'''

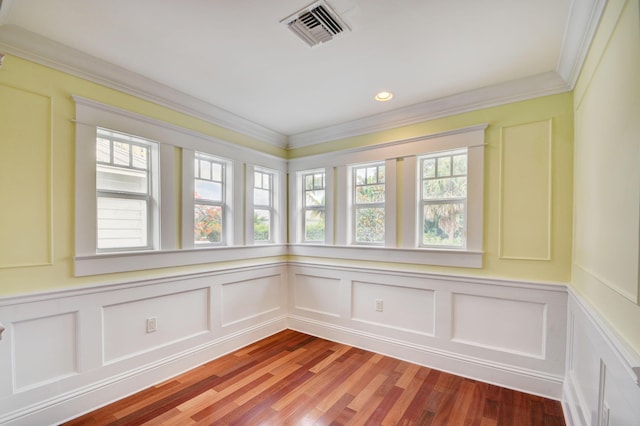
[65,330,565,425]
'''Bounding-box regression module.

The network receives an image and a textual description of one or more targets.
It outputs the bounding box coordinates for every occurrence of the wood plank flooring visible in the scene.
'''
[65,330,565,425]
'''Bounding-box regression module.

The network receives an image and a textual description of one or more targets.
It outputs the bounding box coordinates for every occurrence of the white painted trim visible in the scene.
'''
[556,0,608,88]
[0,25,286,147]
[289,244,482,268]
[288,73,569,148]
[0,0,14,26]
[567,287,640,385]
[74,245,287,276]
[288,315,565,399]
[0,317,287,426]
[288,260,569,292]
[72,95,286,169]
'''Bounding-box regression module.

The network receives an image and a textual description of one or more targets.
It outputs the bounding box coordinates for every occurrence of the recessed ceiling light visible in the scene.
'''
[375,91,394,102]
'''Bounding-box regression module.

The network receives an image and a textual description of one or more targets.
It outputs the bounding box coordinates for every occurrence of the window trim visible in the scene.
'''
[74,96,287,276]
[301,169,326,243]
[288,124,486,268]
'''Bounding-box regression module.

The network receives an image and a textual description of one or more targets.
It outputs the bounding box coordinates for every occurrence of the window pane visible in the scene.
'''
[423,158,436,178]
[96,138,111,163]
[366,167,377,184]
[304,210,325,242]
[195,179,222,201]
[423,203,465,246]
[305,174,314,190]
[254,188,270,206]
[356,184,385,204]
[305,189,325,207]
[423,177,467,199]
[314,173,324,189]
[378,165,385,183]
[211,162,222,181]
[254,209,271,241]
[113,141,130,166]
[437,157,451,177]
[355,207,385,243]
[97,197,147,249]
[356,168,366,185]
[194,204,222,243]
[97,164,148,194]
[453,154,467,175]
[200,160,211,180]
[254,171,262,188]
[131,145,148,169]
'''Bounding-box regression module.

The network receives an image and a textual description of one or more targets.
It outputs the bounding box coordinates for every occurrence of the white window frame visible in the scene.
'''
[301,169,327,243]
[190,151,232,247]
[287,124,486,268]
[74,96,286,276]
[245,164,285,245]
[289,167,335,245]
[95,128,159,252]
[418,149,469,250]
[351,162,386,245]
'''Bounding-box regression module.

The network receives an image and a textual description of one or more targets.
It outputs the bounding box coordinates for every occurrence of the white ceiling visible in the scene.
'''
[0,0,602,147]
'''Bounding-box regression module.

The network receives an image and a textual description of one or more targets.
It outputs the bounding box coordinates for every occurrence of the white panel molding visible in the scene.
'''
[288,315,564,399]
[288,262,568,399]
[0,262,288,425]
[562,288,640,426]
[0,25,286,147]
[0,317,287,426]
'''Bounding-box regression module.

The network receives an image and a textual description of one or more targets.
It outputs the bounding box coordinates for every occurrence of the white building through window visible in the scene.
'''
[95,128,158,251]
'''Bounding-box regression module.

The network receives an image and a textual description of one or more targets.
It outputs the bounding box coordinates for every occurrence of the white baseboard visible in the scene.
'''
[2,317,287,426]
[288,315,564,399]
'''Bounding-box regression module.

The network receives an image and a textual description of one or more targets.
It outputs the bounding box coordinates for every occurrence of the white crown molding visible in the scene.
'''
[288,71,571,149]
[0,24,287,148]
[556,0,608,89]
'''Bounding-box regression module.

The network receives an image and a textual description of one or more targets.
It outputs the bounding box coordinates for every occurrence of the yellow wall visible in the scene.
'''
[572,0,640,354]
[0,53,574,296]
[0,55,286,296]
[291,93,574,283]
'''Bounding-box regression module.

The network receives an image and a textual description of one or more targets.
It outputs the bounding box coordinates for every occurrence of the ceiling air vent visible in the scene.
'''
[281,0,350,47]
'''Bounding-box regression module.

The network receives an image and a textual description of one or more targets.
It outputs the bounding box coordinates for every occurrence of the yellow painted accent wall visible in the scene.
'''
[0,55,286,296]
[0,54,574,295]
[291,93,574,283]
[572,0,640,354]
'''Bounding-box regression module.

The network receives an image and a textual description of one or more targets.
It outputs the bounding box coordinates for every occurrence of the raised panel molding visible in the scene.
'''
[0,84,52,268]
[562,289,640,426]
[451,293,546,358]
[103,288,209,363]
[221,275,283,327]
[351,281,435,336]
[13,312,78,391]
[499,120,552,260]
[293,274,341,317]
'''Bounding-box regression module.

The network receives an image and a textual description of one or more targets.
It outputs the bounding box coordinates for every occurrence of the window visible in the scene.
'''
[353,163,385,244]
[419,149,467,248]
[302,171,326,242]
[194,152,226,245]
[253,169,274,242]
[95,128,157,251]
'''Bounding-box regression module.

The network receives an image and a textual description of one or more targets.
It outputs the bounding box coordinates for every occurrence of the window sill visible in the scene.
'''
[287,244,482,268]
[74,244,288,276]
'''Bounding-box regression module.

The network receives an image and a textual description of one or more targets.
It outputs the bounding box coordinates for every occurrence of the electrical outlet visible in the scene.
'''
[146,317,157,333]
[375,299,383,312]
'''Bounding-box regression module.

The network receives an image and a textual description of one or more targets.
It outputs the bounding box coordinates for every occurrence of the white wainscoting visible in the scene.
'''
[0,263,288,426]
[562,289,640,426]
[287,262,568,399]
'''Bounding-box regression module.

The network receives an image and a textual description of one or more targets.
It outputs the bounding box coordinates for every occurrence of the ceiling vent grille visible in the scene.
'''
[281,1,350,47]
